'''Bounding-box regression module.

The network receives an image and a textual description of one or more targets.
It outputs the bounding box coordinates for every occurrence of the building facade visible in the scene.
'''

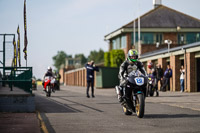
[104,4,200,92]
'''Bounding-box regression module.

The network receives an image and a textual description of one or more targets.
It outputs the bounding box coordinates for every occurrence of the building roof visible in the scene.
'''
[140,41,200,59]
[124,5,200,28]
[105,5,200,40]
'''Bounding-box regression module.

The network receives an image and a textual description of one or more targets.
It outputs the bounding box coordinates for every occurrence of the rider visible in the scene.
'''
[54,70,61,90]
[147,62,157,78]
[115,49,147,103]
[147,62,159,95]
[42,66,55,92]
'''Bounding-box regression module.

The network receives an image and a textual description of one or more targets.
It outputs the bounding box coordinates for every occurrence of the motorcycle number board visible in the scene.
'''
[135,77,144,86]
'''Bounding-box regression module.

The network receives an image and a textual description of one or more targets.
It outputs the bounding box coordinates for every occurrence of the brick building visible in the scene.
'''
[104,3,200,92]
[59,58,81,84]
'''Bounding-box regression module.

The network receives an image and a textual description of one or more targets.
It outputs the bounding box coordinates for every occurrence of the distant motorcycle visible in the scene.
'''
[54,76,60,91]
[121,70,147,118]
[147,74,159,97]
[44,76,55,97]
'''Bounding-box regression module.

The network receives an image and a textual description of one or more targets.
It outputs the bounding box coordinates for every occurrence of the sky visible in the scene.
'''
[0,0,200,79]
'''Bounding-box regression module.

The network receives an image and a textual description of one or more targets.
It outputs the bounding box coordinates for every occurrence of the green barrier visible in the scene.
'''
[0,67,32,94]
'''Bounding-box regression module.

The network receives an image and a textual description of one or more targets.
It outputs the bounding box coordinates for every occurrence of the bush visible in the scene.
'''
[104,49,125,67]
[104,52,110,67]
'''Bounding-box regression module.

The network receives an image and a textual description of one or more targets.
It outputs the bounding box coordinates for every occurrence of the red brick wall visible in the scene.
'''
[64,68,96,87]
[141,44,180,54]
[170,55,181,91]
[186,53,196,92]
[59,68,64,84]
[163,33,177,44]
[141,44,167,54]
[126,33,132,54]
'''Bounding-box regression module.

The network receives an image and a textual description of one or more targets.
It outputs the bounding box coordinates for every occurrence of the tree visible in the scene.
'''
[75,54,87,66]
[52,51,69,70]
[87,49,104,64]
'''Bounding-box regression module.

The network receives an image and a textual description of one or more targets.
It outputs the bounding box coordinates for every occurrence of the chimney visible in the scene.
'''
[153,0,162,8]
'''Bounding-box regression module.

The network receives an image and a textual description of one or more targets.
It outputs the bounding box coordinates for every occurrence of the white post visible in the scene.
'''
[168,42,170,53]
[165,39,172,53]
[138,1,141,58]
[133,20,135,46]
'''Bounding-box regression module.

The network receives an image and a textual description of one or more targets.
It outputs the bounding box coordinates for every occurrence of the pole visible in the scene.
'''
[133,20,135,46]
[168,42,170,53]
[138,0,141,58]
[3,35,5,78]
[184,48,187,91]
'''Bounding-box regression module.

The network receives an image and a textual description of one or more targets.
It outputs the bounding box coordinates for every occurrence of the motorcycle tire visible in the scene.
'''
[122,107,132,115]
[135,94,145,118]
[46,86,51,97]
[146,87,149,97]
[149,86,154,97]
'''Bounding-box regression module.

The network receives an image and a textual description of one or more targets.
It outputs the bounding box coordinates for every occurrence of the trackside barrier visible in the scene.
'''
[0,67,32,94]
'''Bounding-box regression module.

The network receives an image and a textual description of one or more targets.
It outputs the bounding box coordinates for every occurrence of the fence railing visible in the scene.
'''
[0,67,32,94]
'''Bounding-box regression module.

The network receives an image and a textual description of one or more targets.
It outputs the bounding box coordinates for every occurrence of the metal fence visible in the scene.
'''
[0,67,32,94]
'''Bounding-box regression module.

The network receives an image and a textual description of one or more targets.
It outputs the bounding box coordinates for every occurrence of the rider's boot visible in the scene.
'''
[115,86,123,103]
[155,86,159,97]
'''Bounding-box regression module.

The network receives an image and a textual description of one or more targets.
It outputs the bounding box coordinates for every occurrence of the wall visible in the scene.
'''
[65,68,96,87]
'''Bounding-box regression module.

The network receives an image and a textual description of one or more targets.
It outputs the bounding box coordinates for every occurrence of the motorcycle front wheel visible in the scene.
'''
[135,94,145,118]
[46,86,51,97]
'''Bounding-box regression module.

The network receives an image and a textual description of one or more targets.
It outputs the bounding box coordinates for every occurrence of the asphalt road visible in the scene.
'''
[34,86,200,133]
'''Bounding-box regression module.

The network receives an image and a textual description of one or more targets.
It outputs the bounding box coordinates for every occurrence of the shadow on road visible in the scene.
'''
[144,114,200,119]
[35,95,82,113]
[158,95,186,97]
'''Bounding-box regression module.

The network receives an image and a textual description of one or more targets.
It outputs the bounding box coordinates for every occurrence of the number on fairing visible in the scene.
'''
[135,77,144,86]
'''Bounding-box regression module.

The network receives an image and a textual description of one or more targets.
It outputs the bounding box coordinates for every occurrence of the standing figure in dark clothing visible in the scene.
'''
[156,64,163,90]
[161,65,172,91]
[85,60,99,98]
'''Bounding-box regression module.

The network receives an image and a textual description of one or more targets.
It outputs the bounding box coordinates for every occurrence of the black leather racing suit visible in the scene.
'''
[118,60,147,110]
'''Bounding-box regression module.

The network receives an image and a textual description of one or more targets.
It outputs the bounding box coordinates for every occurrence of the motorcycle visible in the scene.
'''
[44,76,55,97]
[147,74,159,97]
[121,70,147,118]
[54,76,60,91]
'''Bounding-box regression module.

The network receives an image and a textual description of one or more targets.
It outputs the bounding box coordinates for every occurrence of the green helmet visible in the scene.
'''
[127,49,138,62]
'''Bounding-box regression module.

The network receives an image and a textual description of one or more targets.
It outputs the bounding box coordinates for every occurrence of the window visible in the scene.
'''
[112,37,122,50]
[178,33,185,44]
[112,40,116,49]
[116,37,120,49]
[196,33,200,42]
[131,32,138,46]
[186,33,197,44]
[141,33,154,44]
[121,35,126,48]
[155,33,162,45]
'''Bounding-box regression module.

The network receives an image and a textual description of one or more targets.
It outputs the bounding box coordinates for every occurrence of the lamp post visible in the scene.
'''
[164,39,172,53]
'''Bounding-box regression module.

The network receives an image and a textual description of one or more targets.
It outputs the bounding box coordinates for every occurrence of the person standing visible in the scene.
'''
[161,65,172,91]
[156,64,163,90]
[85,60,99,98]
[180,65,185,92]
